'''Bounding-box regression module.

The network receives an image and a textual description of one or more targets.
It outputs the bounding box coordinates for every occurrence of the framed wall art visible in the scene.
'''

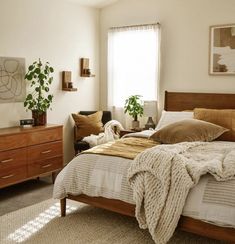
[209,24,235,75]
[0,57,26,102]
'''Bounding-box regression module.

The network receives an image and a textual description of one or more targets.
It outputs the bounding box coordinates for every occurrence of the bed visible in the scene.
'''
[54,91,235,243]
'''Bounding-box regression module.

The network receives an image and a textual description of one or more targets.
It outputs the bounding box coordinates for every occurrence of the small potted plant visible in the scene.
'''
[24,59,54,126]
[124,95,143,129]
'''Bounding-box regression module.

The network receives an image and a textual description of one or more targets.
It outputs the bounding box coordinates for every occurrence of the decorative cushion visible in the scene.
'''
[155,111,193,130]
[72,111,103,140]
[150,119,228,144]
[194,108,235,141]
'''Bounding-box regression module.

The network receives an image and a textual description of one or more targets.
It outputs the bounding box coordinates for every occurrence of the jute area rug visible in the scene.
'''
[0,199,224,244]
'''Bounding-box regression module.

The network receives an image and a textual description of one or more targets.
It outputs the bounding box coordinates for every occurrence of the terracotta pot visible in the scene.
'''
[32,110,47,126]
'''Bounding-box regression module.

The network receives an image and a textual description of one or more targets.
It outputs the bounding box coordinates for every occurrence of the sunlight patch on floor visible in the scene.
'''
[7,202,77,243]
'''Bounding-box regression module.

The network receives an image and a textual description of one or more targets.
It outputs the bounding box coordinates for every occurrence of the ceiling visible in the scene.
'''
[69,0,119,8]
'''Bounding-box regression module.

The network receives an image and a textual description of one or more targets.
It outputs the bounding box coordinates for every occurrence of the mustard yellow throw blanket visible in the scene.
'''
[82,137,159,159]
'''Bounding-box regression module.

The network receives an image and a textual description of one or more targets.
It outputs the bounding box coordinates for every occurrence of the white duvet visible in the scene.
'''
[53,140,235,232]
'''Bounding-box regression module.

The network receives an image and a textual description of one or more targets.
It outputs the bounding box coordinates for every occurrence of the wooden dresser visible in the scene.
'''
[0,124,63,189]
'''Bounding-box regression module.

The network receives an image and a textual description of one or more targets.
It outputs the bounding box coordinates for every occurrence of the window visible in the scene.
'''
[108,24,160,109]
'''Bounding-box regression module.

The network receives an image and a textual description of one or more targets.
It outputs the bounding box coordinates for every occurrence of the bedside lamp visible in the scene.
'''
[144,100,157,129]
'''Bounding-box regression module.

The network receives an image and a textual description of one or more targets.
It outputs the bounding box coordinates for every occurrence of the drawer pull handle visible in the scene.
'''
[41,150,52,154]
[2,174,14,179]
[42,163,52,168]
[1,158,13,163]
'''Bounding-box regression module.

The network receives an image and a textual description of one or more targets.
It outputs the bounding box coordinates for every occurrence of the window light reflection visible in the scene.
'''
[7,202,77,243]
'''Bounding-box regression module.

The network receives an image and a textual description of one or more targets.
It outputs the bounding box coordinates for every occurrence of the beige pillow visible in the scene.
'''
[72,111,103,140]
[194,108,235,141]
[150,119,228,144]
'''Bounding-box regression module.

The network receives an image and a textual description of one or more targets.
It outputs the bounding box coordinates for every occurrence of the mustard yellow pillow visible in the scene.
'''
[194,108,235,141]
[72,111,103,140]
[150,119,228,144]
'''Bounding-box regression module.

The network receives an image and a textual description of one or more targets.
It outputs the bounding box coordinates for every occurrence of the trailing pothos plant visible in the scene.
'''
[124,95,143,121]
[24,59,54,114]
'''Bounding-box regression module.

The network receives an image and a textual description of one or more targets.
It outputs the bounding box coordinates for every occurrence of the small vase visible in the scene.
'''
[132,120,140,130]
[32,110,47,126]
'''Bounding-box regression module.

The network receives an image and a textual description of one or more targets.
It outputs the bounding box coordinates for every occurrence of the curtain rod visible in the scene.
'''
[109,22,160,30]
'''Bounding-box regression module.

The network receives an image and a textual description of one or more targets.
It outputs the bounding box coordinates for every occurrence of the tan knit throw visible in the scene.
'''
[128,141,235,244]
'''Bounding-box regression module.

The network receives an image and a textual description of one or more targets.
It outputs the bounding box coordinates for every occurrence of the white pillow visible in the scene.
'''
[155,111,193,130]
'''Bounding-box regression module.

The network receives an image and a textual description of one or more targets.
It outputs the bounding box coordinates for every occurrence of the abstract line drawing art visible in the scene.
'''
[0,57,26,103]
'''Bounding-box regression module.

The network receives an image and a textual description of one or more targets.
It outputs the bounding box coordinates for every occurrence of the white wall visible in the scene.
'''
[100,0,235,113]
[0,0,100,164]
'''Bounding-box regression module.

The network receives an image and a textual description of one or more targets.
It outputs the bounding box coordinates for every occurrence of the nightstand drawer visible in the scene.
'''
[28,141,62,163]
[28,127,62,145]
[0,166,27,188]
[0,148,27,170]
[28,156,63,177]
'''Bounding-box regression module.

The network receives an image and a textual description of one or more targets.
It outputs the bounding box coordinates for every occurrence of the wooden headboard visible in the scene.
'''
[164,91,235,111]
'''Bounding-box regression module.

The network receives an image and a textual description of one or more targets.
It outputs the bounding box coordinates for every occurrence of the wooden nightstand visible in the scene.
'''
[120,129,143,138]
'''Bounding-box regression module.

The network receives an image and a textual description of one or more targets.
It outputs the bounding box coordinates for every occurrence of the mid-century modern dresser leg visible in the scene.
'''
[60,198,66,217]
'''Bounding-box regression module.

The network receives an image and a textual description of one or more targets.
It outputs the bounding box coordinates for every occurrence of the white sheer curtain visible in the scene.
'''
[108,24,160,128]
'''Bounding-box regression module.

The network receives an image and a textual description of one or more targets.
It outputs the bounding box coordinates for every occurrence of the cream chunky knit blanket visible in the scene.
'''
[127,141,235,244]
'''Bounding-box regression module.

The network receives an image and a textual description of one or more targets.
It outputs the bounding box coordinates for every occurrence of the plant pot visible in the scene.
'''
[32,110,47,126]
[132,120,140,130]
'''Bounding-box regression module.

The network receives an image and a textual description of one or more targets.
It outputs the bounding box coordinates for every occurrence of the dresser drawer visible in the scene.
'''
[28,141,62,163]
[28,156,63,177]
[0,134,28,151]
[28,127,62,146]
[0,148,27,170]
[0,166,27,188]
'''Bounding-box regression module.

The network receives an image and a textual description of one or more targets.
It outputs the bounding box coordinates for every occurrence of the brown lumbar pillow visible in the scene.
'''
[72,111,103,140]
[150,119,229,144]
[194,108,235,141]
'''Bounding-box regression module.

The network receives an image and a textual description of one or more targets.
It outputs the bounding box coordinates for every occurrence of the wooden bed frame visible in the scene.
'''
[60,91,235,243]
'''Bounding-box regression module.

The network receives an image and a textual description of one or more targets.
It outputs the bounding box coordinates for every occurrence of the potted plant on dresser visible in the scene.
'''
[24,59,54,126]
[124,95,143,130]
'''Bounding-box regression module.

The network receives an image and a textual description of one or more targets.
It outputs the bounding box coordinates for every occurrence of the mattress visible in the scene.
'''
[53,142,235,228]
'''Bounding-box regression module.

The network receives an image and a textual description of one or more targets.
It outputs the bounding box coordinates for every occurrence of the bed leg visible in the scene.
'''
[60,198,66,217]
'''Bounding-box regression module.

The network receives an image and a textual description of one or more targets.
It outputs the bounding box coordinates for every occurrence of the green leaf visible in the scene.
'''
[35,68,40,74]
[49,67,54,72]
[48,77,53,84]
[27,74,33,80]
[38,73,45,80]
[27,94,33,100]
[28,65,34,71]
